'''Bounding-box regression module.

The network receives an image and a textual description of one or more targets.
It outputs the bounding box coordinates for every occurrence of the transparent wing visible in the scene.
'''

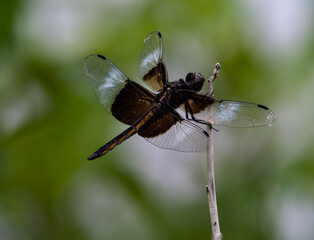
[192,100,275,127]
[143,120,208,152]
[84,54,128,113]
[138,31,168,91]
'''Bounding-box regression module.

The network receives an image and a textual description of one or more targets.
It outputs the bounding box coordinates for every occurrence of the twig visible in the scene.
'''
[206,63,223,240]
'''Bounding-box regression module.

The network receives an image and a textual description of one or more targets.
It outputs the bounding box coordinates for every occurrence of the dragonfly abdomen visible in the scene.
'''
[87,125,138,160]
[87,107,159,160]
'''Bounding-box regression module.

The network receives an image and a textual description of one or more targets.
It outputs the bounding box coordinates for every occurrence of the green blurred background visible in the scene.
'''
[1,0,314,239]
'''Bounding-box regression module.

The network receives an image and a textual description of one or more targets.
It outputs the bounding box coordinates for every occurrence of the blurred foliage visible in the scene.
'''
[1,0,314,239]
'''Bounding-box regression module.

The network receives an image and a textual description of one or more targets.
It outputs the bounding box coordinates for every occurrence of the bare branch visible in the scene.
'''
[206,63,223,240]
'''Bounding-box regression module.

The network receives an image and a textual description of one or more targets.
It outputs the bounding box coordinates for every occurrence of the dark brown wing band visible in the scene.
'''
[111,80,156,125]
[138,109,182,138]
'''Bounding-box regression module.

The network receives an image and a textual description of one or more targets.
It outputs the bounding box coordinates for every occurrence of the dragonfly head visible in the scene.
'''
[185,72,205,91]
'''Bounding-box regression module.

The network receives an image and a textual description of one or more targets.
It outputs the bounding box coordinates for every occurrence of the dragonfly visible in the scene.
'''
[84,31,274,160]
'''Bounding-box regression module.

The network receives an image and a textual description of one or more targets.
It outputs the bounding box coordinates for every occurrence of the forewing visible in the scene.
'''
[211,101,275,127]
[138,31,168,91]
[138,111,208,152]
[184,98,275,128]
[84,54,155,125]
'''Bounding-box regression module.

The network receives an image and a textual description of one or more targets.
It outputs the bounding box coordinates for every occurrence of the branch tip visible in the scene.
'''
[208,63,221,84]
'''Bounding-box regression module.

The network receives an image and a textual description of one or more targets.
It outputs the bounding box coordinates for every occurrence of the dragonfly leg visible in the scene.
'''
[185,102,210,125]
[185,102,220,132]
